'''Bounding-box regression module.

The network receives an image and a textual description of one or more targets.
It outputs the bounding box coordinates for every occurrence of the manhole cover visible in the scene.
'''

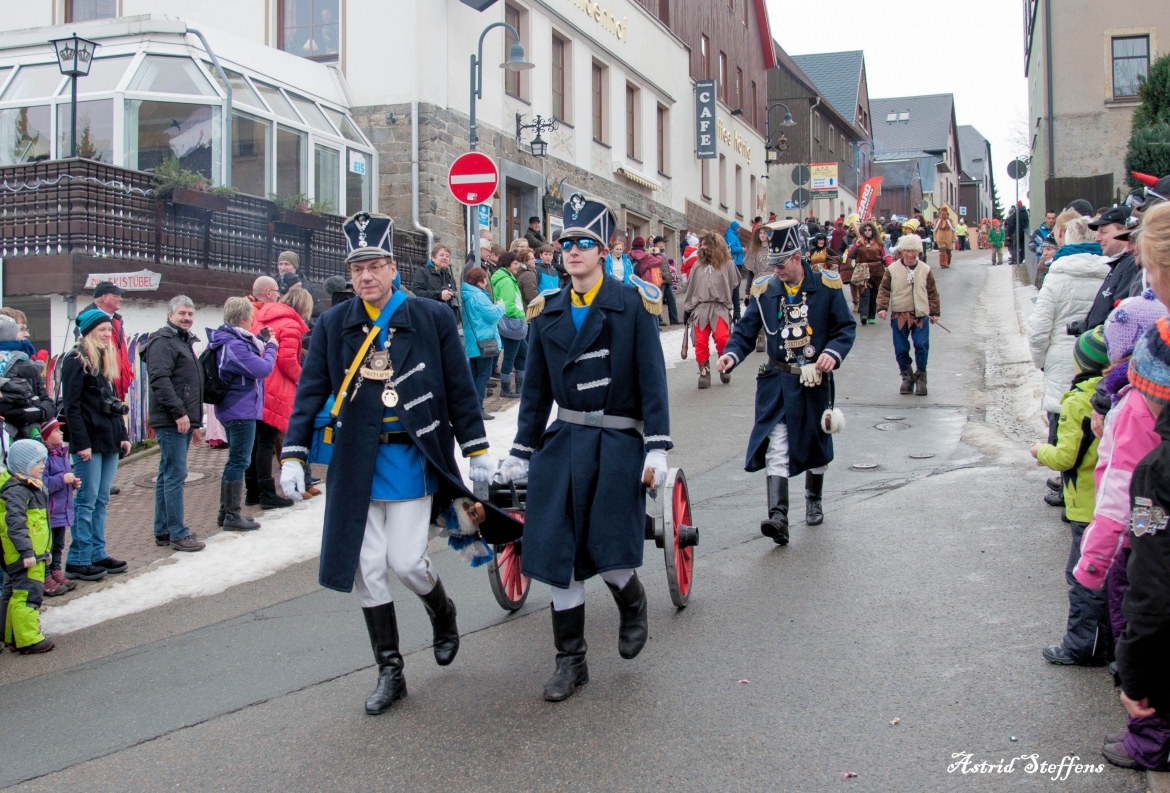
[884,415,905,421]
[850,463,879,471]
[909,452,935,459]
[875,422,910,431]
[134,470,211,488]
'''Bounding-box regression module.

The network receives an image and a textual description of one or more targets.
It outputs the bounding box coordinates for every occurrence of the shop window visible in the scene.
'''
[66,0,116,22]
[346,148,372,215]
[253,81,300,122]
[1112,35,1149,98]
[0,106,51,165]
[276,125,307,197]
[279,0,340,62]
[56,99,113,162]
[67,56,131,95]
[2,64,65,102]
[314,144,340,212]
[205,65,265,111]
[232,111,271,199]
[125,99,219,181]
[551,35,568,122]
[322,106,367,144]
[128,56,217,97]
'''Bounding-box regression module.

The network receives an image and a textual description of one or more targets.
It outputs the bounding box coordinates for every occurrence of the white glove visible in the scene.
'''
[280,460,305,497]
[468,453,496,483]
[799,363,822,387]
[644,449,668,489]
[497,455,529,483]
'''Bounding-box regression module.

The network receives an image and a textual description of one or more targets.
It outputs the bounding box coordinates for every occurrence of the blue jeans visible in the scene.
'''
[501,337,527,380]
[153,427,192,541]
[469,355,493,406]
[223,420,256,482]
[68,452,119,566]
[892,319,930,371]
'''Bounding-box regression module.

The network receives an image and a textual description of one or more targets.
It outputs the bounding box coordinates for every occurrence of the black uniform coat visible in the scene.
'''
[510,276,671,588]
[722,263,856,476]
[283,292,522,593]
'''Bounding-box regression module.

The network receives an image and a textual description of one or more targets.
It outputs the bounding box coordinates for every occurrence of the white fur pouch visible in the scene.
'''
[821,408,846,434]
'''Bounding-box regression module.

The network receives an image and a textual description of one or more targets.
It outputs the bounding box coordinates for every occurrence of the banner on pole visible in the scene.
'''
[856,176,884,221]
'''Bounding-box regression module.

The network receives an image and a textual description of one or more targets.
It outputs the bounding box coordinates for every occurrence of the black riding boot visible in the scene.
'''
[217,479,227,527]
[805,471,825,525]
[418,580,460,666]
[607,573,648,659]
[544,605,588,702]
[761,476,789,545]
[361,603,407,715]
[222,479,260,531]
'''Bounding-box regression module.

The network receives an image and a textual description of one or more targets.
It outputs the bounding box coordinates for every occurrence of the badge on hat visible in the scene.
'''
[343,212,394,255]
[766,218,801,264]
[561,193,615,246]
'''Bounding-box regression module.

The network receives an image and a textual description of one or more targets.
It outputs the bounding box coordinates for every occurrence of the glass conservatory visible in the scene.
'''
[0,42,376,215]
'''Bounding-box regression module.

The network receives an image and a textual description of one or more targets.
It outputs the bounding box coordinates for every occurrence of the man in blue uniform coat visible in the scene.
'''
[279,213,520,715]
[497,194,672,702]
[717,219,856,544]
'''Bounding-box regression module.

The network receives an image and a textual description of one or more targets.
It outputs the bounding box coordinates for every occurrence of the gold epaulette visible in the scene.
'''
[525,287,563,321]
[750,274,774,298]
[629,275,664,316]
[820,269,844,290]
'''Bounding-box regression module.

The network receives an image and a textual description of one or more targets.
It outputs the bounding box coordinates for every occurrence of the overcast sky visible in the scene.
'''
[768,0,1032,205]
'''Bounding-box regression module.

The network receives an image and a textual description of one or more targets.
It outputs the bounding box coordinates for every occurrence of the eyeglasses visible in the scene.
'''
[559,238,599,252]
[348,261,390,277]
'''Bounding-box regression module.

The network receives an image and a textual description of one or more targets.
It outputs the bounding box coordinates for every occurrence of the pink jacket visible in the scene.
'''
[1074,386,1160,589]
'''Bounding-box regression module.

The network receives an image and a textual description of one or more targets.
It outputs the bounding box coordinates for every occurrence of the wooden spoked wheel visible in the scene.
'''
[662,467,697,608]
[488,513,531,611]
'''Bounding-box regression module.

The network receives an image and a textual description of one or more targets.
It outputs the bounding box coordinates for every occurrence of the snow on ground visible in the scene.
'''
[659,326,687,369]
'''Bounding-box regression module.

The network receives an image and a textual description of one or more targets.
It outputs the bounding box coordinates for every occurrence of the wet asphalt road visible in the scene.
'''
[0,251,1147,791]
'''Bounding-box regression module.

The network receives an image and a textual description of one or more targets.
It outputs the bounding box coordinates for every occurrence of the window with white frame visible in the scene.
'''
[279,0,340,62]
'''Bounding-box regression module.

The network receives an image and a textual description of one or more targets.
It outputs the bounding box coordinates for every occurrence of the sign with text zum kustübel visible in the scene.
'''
[695,81,716,159]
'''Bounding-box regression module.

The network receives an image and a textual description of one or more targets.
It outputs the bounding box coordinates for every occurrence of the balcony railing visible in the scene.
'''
[0,159,426,284]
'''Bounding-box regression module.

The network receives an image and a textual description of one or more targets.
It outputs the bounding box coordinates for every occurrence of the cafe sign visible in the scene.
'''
[570,0,628,41]
[85,270,162,291]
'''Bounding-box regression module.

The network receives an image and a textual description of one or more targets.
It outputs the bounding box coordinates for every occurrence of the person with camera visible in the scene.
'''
[411,244,459,317]
[206,297,277,531]
[60,309,131,581]
[275,251,323,323]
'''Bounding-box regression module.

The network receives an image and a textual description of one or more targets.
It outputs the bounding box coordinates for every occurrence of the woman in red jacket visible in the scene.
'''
[246,287,311,508]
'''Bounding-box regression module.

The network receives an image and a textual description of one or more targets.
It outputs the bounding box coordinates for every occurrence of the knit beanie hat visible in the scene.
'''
[277,250,299,268]
[1074,325,1109,374]
[6,438,47,478]
[1104,289,1169,363]
[76,308,113,337]
[0,314,19,343]
[1129,317,1170,406]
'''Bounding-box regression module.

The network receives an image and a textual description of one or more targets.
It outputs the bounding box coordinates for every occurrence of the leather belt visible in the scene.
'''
[379,431,412,444]
[556,407,644,432]
[767,358,803,375]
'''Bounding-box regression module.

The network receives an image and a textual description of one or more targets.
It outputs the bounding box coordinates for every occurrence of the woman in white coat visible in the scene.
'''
[1027,212,1111,439]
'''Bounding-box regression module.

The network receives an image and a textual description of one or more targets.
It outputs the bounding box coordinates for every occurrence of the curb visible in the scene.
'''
[119,444,160,465]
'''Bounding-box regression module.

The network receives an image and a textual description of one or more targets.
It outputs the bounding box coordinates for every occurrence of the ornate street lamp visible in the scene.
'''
[50,33,99,159]
[469,22,533,152]
[516,113,557,158]
[764,101,796,169]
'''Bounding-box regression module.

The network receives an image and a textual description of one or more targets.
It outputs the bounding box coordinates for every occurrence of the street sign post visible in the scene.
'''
[449,152,499,269]
[1007,159,1029,267]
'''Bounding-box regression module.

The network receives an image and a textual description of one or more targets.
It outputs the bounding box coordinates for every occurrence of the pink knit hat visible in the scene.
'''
[1104,288,1170,362]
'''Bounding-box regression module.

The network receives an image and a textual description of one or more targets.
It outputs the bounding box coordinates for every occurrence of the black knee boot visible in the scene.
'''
[761,476,789,545]
[607,573,648,659]
[805,471,824,525]
[217,479,227,527]
[418,580,459,666]
[361,603,407,715]
[544,605,588,702]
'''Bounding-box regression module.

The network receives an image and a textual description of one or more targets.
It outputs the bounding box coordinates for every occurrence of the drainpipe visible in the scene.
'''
[187,27,231,188]
[1044,0,1055,180]
[411,101,434,262]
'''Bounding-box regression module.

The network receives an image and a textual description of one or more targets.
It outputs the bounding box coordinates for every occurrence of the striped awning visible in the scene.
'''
[614,165,662,191]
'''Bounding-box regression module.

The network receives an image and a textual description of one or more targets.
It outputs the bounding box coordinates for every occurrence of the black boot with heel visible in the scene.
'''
[805,471,824,525]
[418,580,460,666]
[607,574,648,659]
[544,605,588,702]
[361,603,407,715]
[761,476,789,545]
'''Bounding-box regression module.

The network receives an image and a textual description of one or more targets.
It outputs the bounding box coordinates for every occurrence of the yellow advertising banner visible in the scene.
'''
[810,162,838,192]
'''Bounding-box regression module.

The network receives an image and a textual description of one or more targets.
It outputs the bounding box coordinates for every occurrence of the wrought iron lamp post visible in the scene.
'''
[516,113,557,158]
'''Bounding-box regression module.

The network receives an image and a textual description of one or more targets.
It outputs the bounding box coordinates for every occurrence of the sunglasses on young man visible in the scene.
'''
[559,238,600,252]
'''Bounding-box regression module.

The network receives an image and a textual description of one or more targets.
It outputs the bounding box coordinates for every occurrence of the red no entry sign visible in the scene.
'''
[448,152,499,206]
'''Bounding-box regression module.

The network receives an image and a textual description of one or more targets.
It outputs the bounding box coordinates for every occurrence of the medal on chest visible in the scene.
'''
[358,334,399,407]
[778,294,815,364]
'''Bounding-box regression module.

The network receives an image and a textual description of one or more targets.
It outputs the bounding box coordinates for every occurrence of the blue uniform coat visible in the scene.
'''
[282,293,522,593]
[723,263,856,476]
[510,277,671,588]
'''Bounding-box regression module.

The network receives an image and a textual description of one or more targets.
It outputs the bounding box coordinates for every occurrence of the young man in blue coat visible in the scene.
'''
[279,213,520,716]
[497,195,672,703]
[717,219,856,544]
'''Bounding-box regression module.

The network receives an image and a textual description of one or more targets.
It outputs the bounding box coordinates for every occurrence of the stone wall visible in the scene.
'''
[350,102,687,269]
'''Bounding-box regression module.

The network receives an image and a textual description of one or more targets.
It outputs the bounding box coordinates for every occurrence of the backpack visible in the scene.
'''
[198,347,230,405]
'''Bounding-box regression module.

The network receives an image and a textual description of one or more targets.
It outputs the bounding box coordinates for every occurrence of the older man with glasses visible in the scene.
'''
[279,212,520,716]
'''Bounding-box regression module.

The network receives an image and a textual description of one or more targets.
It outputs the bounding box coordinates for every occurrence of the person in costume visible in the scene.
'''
[716,219,856,544]
[497,194,671,703]
[279,212,521,715]
[683,230,738,389]
[876,233,942,396]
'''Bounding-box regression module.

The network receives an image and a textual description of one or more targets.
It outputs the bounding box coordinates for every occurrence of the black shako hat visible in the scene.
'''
[766,218,802,265]
[343,212,394,264]
[561,193,615,246]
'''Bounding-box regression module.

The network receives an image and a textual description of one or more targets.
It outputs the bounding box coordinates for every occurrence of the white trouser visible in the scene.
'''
[551,569,635,612]
[764,423,828,478]
[353,497,437,608]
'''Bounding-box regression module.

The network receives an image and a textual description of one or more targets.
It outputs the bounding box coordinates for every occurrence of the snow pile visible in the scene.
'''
[659,327,687,369]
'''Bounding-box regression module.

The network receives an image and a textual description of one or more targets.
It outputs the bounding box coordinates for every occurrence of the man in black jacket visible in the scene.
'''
[410,243,459,316]
[1084,207,1141,331]
[0,315,55,437]
[524,216,545,250]
[139,296,205,552]
[275,250,324,322]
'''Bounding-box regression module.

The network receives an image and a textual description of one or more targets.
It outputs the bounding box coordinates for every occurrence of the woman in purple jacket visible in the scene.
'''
[206,297,276,531]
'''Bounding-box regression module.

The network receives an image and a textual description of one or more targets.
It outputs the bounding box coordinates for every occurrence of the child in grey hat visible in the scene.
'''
[0,438,54,654]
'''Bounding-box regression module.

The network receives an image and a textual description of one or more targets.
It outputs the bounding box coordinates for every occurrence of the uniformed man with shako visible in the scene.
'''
[496,194,671,702]
[716,219,856,544]
[279,212,520,715]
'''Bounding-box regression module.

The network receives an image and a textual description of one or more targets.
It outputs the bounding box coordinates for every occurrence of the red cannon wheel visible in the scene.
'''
[662,467,697,608]
[488,513,531,611]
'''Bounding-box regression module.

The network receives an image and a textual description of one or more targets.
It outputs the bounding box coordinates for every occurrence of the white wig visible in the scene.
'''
[896,234,923,253]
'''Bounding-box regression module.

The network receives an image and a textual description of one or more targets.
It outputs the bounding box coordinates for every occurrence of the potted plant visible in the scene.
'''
[153,157,235,211]
[270,193,334,230]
